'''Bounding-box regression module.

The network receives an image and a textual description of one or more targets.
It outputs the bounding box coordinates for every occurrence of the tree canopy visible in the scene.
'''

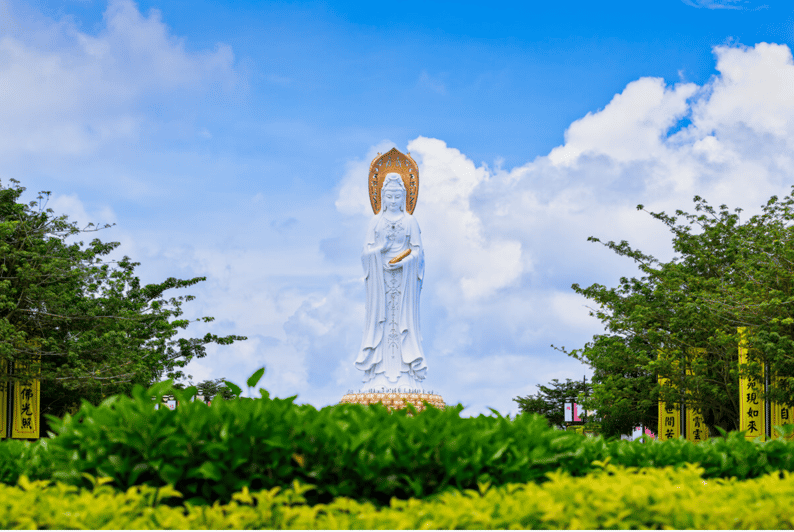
[513,378,591,429]
[565,188,794,437]
[0,179,246,419]
[173,377,237,401]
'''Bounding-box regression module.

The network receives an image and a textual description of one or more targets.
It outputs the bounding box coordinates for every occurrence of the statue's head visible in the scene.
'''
[381,173,406,213]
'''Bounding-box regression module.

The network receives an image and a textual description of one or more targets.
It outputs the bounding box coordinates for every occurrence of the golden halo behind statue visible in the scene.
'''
[368,148,419,214]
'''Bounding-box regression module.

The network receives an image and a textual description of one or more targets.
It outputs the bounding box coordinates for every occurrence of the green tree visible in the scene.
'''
[565,188,794,437]
[513,378,591,429]
[0,179,246,421]
[173,377,236,401]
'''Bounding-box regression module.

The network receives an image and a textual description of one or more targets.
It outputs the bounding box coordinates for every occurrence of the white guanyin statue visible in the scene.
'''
[355,167,428,392]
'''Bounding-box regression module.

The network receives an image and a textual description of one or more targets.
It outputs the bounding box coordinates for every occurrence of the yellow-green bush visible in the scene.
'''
[9,377,794,508]
[3,463,794,529]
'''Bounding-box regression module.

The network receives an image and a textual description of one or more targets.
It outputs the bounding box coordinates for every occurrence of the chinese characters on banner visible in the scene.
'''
[738,327,766,441]
[11,357,40,439]
[771,376,794,441]
[684,354,709,443]
[686,405,708,443]
[658,375,681,441]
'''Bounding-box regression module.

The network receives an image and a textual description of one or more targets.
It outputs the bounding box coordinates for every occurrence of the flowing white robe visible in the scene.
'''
[355,212,427,389]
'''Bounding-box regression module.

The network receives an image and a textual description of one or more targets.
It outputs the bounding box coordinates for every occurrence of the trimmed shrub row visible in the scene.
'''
[1,381,794,506]
[3,465,794,529]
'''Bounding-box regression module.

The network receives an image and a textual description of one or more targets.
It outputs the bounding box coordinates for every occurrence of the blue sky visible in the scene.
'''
[2,0,794,416]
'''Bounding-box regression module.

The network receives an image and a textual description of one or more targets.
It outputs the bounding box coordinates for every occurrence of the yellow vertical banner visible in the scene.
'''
[0,359,8,439]
[658,376,681,441]
[738,327,765,441]
[771,401,794,440]
[658,351,682,441]
[770,376,794,440]
[685,403,708,442]
[11,357,40,439]
[685,349,708,443]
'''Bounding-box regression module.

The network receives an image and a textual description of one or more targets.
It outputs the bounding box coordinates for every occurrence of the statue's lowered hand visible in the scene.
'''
[389,248,411,264]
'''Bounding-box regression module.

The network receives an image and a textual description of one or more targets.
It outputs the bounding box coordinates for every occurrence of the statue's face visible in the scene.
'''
[383,189,404,212]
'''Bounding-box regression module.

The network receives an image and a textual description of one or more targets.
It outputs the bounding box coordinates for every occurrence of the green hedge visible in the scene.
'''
[2,381,794,506]
[3,465,794,529]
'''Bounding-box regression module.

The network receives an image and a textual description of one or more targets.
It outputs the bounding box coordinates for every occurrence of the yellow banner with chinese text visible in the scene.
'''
[685,405,708,442]
[684,349,708,442]
[658,352,681,441]
[658,376,681,441]
[738,327,765,441]
[771,376,794,441]
[11,357,40,439]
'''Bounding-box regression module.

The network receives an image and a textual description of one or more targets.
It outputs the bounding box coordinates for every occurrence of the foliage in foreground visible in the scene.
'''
[566,188,794,437]
[3,465,794,529]
[3,378,794,509]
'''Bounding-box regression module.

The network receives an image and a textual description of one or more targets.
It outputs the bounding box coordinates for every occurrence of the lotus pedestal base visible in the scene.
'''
[339,391,445,412]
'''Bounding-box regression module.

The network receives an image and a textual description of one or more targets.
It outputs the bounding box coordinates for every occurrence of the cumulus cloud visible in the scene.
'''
[10,14,794,417]
[0,0,237,158]
[689,43,794,142]
[408,137,524,303]
[548,77,697,165]
[49,193,117,229]
[338,138,525,303]
[317,41,794,414]
[143,40,794,416]
[200,40,794,416]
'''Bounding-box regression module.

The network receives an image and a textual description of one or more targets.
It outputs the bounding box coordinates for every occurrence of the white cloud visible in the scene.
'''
[323,42,794,414]
[191,336,308,400]
[151,41,794,416]
[550,292,601,331]
[7,9,794,420]
[549,78,698,165]
[49,193,117,229]
[689,43,794,141]
[408,137,524,303]
[0,0,237,158]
